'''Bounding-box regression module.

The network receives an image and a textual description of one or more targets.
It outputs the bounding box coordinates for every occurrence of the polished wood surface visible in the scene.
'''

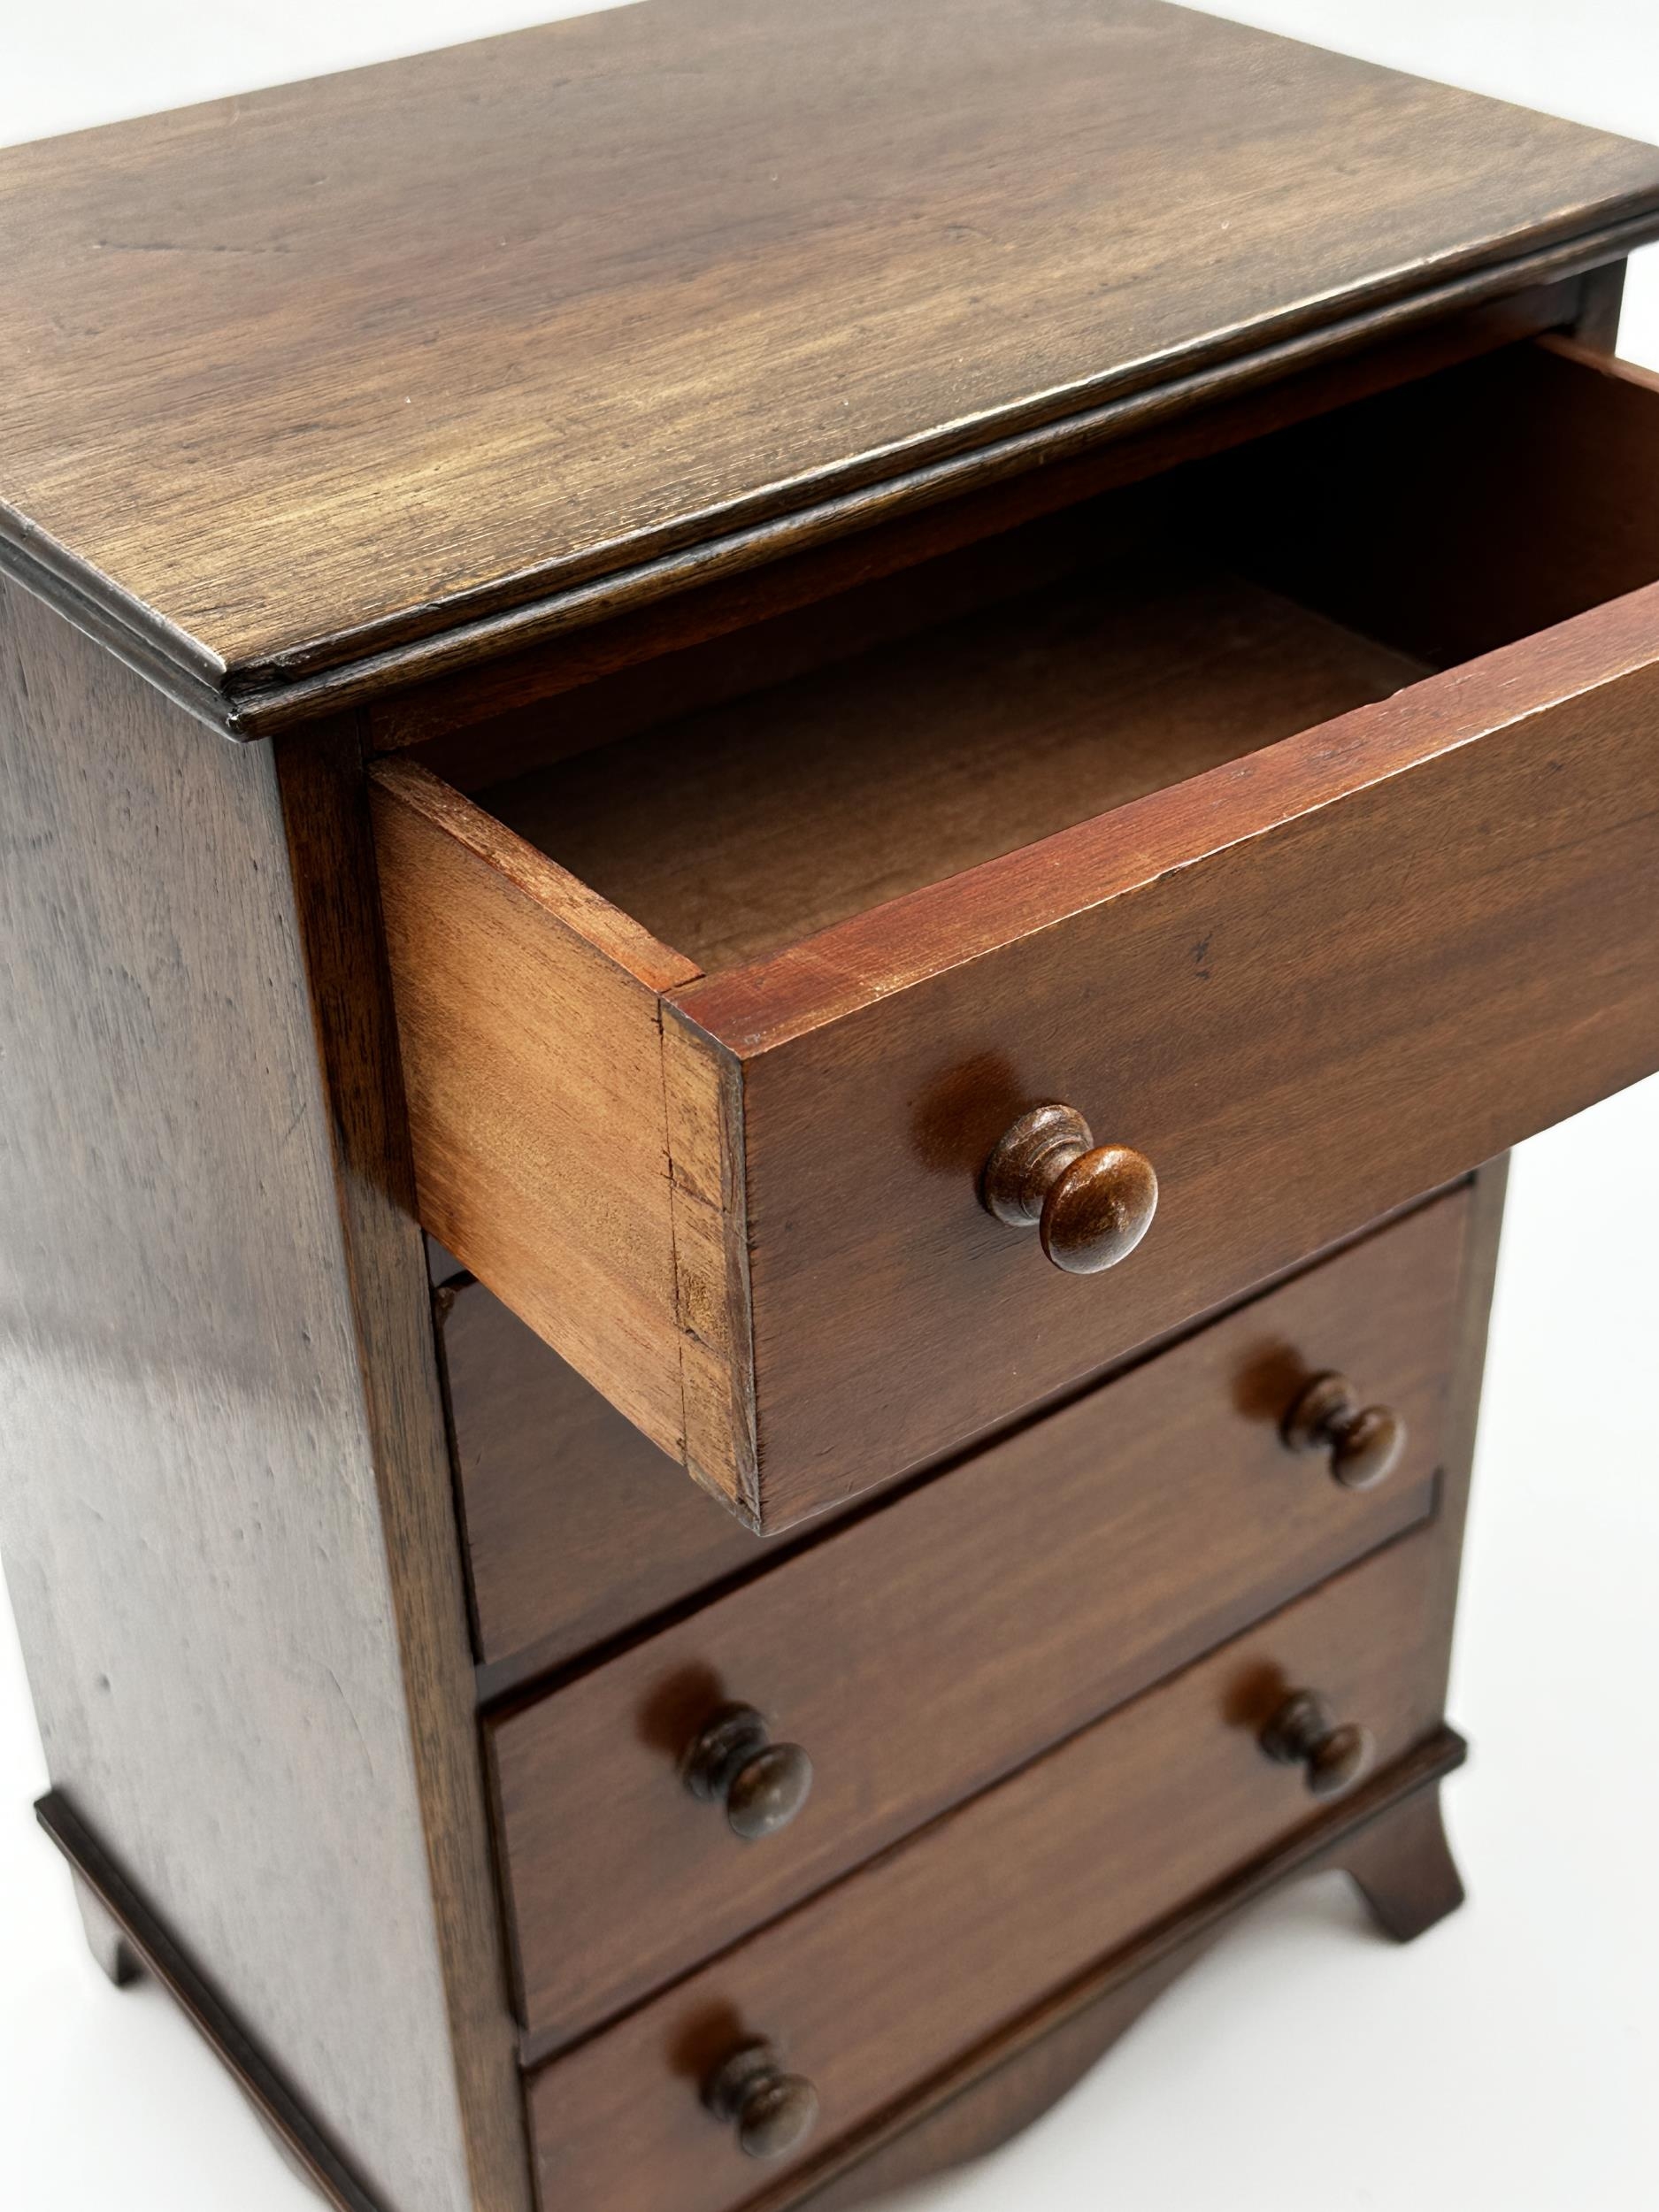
[703,2041,822,2165]
[526,1529,1452,2212]
[373,277,1586,757]
[1282,1371,1409,1491]
[1259,1689,1378,1800]
[980,1104,1159,1276]
[4,3,1656,733]
[675,343,1659,1526]
[1,0,1635,2199]
[382,340,1659,1531]
[491,1192,1466,2053]
[682,1709,816,1844]
[0,580,525,2212]
[798,1759,1464,2212]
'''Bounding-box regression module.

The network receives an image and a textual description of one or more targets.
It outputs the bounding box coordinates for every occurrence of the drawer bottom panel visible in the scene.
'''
[527,1524,1452,2212]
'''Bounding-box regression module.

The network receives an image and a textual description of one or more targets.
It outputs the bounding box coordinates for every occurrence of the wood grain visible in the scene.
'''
[525,1527,1453,2212]
[0,579,521,2212]
[383,342,1659,1529]
[2,1,1656,730]
[677,569,1659,1526]
[39,1797,388,2212]
[487,564,1425,972]
[369,757,709,1479]
[493,1190,1468,2055]
[794,1757,1465,2212]
[377,278,1581,759]
[274,727,532,2212]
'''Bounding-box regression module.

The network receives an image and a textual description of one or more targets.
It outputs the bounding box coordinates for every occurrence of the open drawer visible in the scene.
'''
[371,336,1659,1532]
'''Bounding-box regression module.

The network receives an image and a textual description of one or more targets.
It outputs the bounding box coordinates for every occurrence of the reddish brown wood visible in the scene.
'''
[491,1192,1467,2053]
[790,1160,1502,2212]
[483,559,1423,974]
[435,1284,779,1694]
[1281,1372,1409,1491]
[377,342,1659,1532]
[792,1767,1464,2212]
[979,1104,1159,1275]
[672,387,1659,1521]
[525,1529,1453,2212]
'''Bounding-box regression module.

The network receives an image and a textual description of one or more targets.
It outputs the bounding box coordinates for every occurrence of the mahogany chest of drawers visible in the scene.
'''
[3,5,1658,2208]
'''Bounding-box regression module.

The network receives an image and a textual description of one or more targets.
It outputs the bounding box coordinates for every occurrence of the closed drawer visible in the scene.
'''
[526,1526,1452,2212]
[489,1188,1467,2052]
[373,335,1659,1534]
[435,1280,772,1694]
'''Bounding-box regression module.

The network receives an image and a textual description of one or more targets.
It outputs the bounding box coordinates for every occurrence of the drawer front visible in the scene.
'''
[490,1190,1466,2050]
[437,1280,770,1689]
[680,590,1659,1528]
[527,1526,1451,2212]
[378,344,1659,1534]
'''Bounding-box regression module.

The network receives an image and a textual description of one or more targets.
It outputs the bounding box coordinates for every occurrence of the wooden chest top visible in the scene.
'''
[3,0,1658,734]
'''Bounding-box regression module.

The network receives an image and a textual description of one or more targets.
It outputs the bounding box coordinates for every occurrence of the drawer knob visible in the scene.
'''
[683,1704,814,1840]
[1281,1372,1407,1491]
[703,2039,819,2161]
[1261,1689,1376,1800]
[981,1103,1158,1274]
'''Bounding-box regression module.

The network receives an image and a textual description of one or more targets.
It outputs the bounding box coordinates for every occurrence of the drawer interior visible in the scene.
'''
[373,330,1659,1527]
[447,337,1659,979]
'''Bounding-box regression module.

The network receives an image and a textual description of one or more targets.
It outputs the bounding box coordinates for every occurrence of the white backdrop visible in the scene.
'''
[2,5,1655,2208]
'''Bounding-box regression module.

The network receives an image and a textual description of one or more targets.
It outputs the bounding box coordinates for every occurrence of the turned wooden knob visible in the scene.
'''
[682,1705,813,1840]
[703,2039,819,2161]
[981,1103,1158,1275]
[1260,1689,1376,1800]
[1281,1372,1407,1491]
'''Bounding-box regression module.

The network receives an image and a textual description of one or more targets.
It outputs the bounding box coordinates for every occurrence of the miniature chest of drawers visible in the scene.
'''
[4,5,1659,2208]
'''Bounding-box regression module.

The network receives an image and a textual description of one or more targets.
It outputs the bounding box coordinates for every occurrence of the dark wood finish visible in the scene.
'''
[1282,1372,1408,1491]
[0,576,526,2212]
[684,1709,817,1844]
[4,4,1657,733]
[272,726,533,2211]
[795,1763,1464,2212]
[670,349,1659,1528]
[441,1196,1453,1701]
[981,1104,1159,1275]
[38,1795,389,2212]
[0,1,1639,2201]
[703,2042,822,2164]
[71,1873,142,1991]
[526,1530,1455,2212]
[379,340,1659,1531]
[1420,1157,1512,1720]
[381,555,1426,1514]
[1229,337,1659,668]
[1571,257,1629,352]
[1260,1690,1378,1800]
[370,275,1591,760]
[1340,1780,1467,1942]
[492,1191,1467,2054]
[434,1283,777,1693]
